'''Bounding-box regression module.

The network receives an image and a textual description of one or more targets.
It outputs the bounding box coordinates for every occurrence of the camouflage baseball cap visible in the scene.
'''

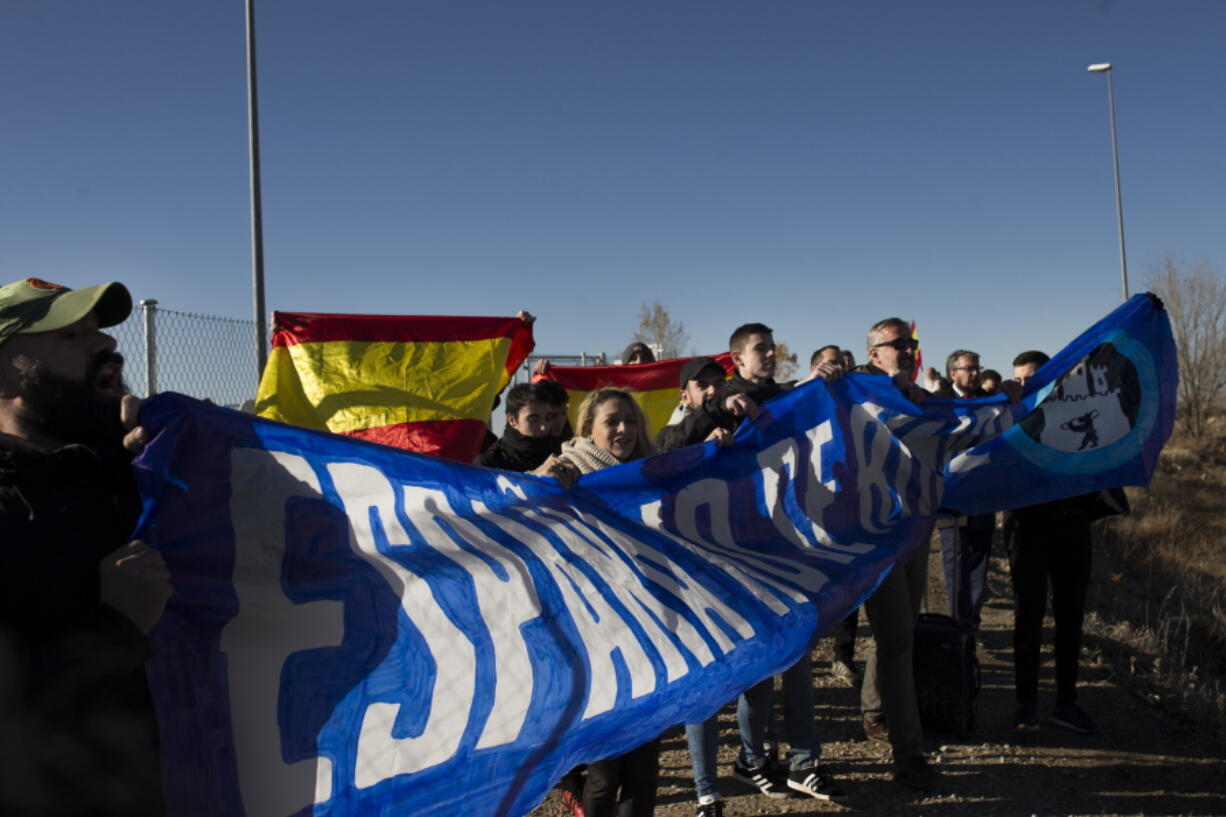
[0,278,132,345]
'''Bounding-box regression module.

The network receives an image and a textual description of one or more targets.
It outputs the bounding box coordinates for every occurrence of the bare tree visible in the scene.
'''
[1145,254,1226,439]
[774,342,799,382]
[634,301,690,360]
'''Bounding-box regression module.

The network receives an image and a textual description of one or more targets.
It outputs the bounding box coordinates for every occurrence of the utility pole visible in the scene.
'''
[246,0,269,379]
[1087,63,1129,301]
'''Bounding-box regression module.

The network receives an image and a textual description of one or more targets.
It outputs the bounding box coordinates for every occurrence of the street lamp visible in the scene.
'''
[246,0,268,381]
[1087,62,1129,301]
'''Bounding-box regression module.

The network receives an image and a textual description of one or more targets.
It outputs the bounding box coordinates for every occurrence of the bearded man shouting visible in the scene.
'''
[0,278,170,817]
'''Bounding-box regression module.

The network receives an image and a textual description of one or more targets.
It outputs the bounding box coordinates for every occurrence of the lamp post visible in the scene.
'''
[1087,62,1129,301]
[246,0,268,381]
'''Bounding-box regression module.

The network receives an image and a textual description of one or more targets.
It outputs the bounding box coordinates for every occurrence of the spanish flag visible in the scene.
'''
[255,312,534,461]
[535,353,734,439]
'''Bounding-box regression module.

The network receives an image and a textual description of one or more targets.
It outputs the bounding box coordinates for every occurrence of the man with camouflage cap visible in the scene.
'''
[0,278,170,816]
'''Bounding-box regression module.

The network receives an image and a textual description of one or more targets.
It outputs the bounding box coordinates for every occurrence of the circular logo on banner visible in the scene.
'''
[1019,342,1141,453]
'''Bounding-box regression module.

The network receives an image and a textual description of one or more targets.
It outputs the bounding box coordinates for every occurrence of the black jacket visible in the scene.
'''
[1005,488,1130,531]
[0,433,163,816]
[930,381,994,527]
[934,379,986,400]
[474,426,564,473]
[724,372,793,405]
[654,398,743,453]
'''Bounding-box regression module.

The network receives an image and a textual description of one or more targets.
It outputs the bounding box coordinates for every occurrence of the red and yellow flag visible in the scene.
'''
[535,353,734,439]
[255,312,534,461]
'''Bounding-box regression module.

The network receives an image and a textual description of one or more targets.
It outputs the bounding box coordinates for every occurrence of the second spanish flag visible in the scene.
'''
[535,353,734,439]
[255,312,534,461]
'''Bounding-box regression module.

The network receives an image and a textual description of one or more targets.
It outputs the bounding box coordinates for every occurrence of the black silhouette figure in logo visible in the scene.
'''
[1020,342,1142,453]
[1060,409,1101,451]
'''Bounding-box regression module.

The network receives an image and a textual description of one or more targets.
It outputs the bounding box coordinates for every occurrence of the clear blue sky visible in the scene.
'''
[3,1,1223,385]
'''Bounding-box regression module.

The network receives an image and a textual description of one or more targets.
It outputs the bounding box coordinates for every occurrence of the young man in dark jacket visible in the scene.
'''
[475,380,569,472]
[1007,350,1124,736]
[476,379,587,814]
[654,357,757,453]
[0,277,170,817]
[656,357,759,814]
[691,327,849,808]
[723,323,840,405]
[724,322,791,403]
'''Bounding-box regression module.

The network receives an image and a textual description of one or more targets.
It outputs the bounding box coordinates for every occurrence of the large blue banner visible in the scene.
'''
[134,294,1175,817]
[941,294,1176,512]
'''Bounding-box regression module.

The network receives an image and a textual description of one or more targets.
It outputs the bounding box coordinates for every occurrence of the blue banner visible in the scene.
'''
[940,294,1177,513]
[133,294,1174,817]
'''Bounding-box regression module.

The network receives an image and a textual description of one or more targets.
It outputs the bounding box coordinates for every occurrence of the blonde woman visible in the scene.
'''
[532,387,658,817]
[533,387,653,489]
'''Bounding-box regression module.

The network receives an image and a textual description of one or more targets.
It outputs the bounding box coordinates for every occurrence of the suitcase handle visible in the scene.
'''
[972,654,981,700]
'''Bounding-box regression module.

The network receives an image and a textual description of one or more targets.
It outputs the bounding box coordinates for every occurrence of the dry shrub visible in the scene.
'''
[1085,424,1226,738]
[1146,255,1226,440]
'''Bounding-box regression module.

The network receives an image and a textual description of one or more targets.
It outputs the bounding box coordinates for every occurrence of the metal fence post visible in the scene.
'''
[141,299,158,396]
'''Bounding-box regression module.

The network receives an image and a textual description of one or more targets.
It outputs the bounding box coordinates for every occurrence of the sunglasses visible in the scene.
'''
[872,338,918,352]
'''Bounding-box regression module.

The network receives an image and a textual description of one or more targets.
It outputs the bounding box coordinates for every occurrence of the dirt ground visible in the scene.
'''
[530,536,1226,817]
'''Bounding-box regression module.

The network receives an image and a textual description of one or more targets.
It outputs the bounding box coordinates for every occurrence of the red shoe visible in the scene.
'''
[560,790,585,817]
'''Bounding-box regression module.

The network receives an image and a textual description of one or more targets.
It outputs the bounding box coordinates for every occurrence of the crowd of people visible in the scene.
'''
[0,276,1114,817]
[478,320,1117,817]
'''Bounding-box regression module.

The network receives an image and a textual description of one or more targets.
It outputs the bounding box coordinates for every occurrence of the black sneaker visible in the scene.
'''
[695,798,724,817]
[1051,702,1096,734]
[732,756,789,799]
[892,755,943,792]
[1014,703,1041,734]
[788,764,849,803]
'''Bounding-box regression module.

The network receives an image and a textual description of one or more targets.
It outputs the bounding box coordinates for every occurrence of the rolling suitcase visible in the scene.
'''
[912,612,980,733]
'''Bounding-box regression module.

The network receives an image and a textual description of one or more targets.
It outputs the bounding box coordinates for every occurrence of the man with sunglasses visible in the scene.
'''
[851,318,942,791]
[933,351,996,632]
[861,319,928,398]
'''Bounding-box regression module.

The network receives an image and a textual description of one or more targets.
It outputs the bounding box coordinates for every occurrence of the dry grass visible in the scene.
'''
[1085,423,1226,739]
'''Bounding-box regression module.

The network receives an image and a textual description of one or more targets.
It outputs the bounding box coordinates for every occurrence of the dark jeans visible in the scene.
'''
[832,608,859,663]
[1007,518,1092,706]
[860,534,930,760]
[583,738,661,817]
[736,654,820,770]
[939,521,993,629]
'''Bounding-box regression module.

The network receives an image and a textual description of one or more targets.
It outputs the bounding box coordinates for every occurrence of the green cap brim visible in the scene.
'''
[19,282,133,335]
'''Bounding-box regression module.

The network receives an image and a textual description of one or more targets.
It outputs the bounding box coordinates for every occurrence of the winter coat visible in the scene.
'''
[474,426,564,473]
[654,398,743,453]
[0,433,163,816]
[723,371,793,405]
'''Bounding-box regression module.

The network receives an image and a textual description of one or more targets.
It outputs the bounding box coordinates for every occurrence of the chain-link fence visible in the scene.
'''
[109,300,261,409]
[106,302,608,413]
[512,353,608,385]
